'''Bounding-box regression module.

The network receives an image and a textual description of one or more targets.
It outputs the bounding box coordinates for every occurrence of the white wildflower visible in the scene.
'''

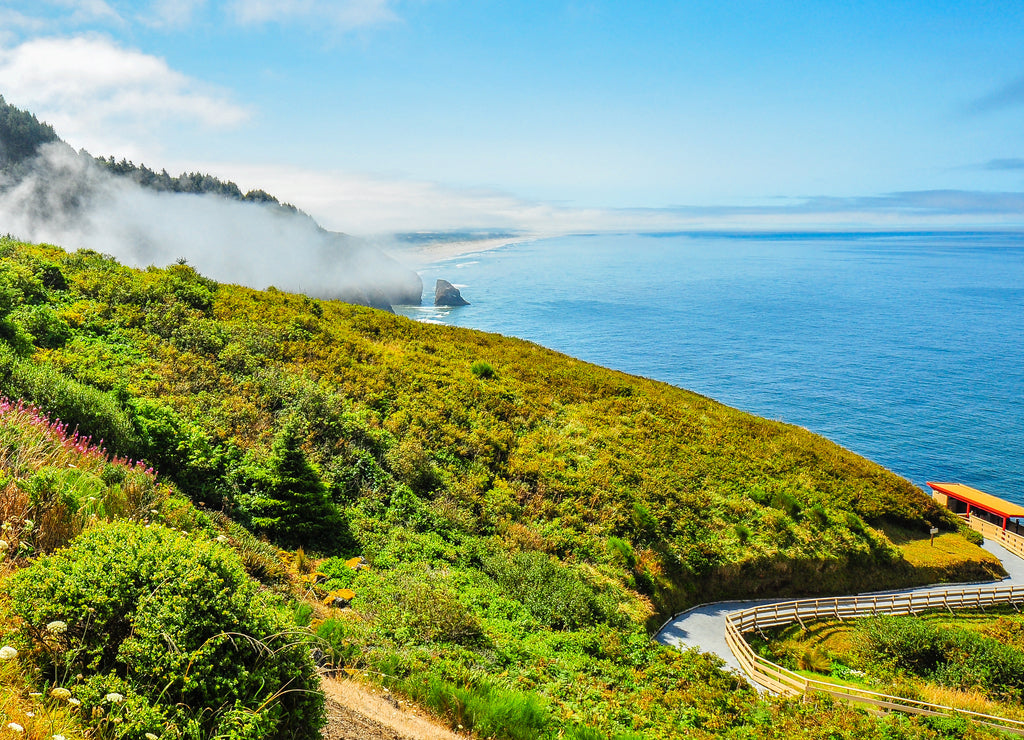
[0,645,18,660]
[50,687,72,700]
[23,712,33,717]
[68,698,81,706]
[7,722,23,732]
[215,535,228,543]
[46,620,67,635]
[0,539,8,551]
[104,692,125,703]
[145,734,159,740]
[54,735,67,740]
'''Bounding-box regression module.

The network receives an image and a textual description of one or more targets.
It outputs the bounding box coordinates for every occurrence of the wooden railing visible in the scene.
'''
[969,515,1024,561]
[726,584,1024,735]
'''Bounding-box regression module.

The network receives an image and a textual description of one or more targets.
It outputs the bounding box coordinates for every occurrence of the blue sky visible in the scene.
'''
[1,0,1024,233]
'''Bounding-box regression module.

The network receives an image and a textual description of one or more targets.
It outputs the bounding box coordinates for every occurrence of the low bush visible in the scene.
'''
[858,615,946,674]
[360,564,483,645]
[314,618,360,669]
[483,549,617,631]
[470,360,495,379]
[0,345,140,456]
[858,614,1024,699]
[8,522,324,740]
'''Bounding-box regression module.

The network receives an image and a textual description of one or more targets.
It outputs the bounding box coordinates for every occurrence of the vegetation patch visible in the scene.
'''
[754,606,1024,722]
[9,522,323,739]
[0,232,1007,739]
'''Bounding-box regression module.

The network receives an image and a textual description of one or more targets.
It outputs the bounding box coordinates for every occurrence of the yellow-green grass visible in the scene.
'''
[881,523,1005,585]
[760,609,1024,723]
[0,237,1013,740]
[0,595,84,740]
[2,238,995,613]
[792,668,874,692]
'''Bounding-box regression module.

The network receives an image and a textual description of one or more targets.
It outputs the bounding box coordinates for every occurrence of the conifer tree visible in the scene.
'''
[249,421,343,550]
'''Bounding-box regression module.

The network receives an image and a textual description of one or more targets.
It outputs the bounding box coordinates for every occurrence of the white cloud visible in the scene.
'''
[0,9,47,44]
[47,0,123,24]
[228,0,399,29]
[143,0,208,28]
[0,144,421,301]
[0,35,248,155]
[175,162,1024,237]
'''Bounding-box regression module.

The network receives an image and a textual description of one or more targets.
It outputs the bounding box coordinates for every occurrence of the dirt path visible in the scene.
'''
[321,675,467,740]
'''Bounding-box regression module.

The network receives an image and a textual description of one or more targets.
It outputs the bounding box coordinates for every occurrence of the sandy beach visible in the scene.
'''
[386,233,547,266]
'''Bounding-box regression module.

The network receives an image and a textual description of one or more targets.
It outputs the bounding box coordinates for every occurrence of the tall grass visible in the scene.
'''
[377,665,549,740]
[0,396,166,556]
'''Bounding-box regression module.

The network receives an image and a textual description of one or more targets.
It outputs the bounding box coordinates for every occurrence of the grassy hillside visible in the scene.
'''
[0,236,1004,739]
[2,239,990,598]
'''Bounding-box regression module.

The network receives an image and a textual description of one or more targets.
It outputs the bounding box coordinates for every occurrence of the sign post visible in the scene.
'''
[930,527,939,545]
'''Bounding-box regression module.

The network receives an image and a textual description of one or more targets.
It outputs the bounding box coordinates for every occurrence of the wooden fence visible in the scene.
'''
[725,584,1024,734]
[969,515,1024,561]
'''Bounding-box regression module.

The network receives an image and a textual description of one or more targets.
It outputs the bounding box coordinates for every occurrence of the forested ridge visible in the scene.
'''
[0,95,301,216]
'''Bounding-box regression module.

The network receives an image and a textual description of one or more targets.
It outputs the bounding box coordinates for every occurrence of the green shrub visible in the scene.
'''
[631,501,658,544]
[8,522,324,740]
[320,555,358,591]
[470,360,495,379]
[607,536,636,567]
[858,615,945,674]
[856,614,1024,699]
[771,491,802,520]
[362,564,483,645]
[314,618,360,669]
[484,549,613,630]
[11,304,71,348]
[806,504,829,528]
[845,511,866,533]
[0,344,140,454]
[293,602,314,627]
[958,520,984,545]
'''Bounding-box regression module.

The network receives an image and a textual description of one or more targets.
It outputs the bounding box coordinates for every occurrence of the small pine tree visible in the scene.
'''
[249,422,344,550]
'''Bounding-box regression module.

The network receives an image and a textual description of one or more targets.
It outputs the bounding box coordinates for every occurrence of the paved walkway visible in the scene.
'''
[655,539,1024,678]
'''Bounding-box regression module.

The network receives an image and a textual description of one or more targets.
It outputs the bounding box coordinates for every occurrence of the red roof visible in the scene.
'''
[927,482,1024,519]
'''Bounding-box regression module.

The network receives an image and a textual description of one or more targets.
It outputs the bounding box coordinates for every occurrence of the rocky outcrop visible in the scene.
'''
[434,279,469,306]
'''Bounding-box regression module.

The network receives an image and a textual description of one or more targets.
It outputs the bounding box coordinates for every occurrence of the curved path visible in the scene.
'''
[655,539,1024,680]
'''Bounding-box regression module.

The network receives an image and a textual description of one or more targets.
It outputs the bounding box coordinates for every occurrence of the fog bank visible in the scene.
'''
[0,143,421,305]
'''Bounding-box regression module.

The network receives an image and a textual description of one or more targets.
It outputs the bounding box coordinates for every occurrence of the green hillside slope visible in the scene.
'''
[0,238,998,605]
[0,236,1005,739]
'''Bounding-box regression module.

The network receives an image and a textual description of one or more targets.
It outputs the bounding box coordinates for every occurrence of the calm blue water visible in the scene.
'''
[395,232,1024,504]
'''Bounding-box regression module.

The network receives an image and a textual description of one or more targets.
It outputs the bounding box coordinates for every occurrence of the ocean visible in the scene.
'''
[395,232,1024,504]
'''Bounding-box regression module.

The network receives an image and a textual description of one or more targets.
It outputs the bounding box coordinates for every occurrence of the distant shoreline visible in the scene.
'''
[388,233,545,265]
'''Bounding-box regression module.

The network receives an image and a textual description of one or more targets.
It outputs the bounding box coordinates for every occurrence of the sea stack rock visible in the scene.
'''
[434,279,469,306]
